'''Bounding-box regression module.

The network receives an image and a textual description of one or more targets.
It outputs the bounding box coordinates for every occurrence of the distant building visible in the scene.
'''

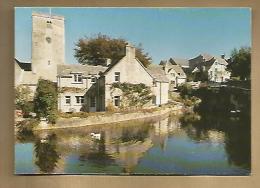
[189,53,231,83]
[160,60,187,90]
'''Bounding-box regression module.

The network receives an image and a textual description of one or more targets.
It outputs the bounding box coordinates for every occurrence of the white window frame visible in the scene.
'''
[76,96,84,104]
[65,96,71,105]
[73,74,83,83]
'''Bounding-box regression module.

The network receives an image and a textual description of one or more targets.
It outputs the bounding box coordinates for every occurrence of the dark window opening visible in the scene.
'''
[115,72,120,82]
[76,96,84,104]
[65,96,71,104]
[114,96,120,107]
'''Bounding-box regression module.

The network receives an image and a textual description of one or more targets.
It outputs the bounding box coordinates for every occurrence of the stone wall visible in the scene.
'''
[35,106,183,130]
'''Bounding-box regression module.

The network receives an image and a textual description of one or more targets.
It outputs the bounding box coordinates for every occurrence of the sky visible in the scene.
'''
[15,7,251,64]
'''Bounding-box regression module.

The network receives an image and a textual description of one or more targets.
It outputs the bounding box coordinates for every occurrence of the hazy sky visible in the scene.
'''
[15,7,251,64]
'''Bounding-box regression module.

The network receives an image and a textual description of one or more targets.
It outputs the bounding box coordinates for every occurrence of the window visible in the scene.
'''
[178,73,181,76]
[153,80,157,87]
[65,96,71,104]
[115,72,120,82]
[152,96,156,105]
[90,97,96,107]
[114,96,120,107]
[91,76,96,83]
[74,74,82,83]
[76,96,84,104]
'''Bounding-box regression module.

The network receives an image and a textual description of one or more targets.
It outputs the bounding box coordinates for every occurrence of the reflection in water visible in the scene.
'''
[34,134,60,173]
[15,88,250,174]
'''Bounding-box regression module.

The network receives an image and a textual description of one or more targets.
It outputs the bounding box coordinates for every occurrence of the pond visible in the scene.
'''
[15,110,250,175]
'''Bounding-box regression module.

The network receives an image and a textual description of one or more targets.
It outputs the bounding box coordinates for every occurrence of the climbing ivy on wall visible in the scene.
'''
[111,82,154,108]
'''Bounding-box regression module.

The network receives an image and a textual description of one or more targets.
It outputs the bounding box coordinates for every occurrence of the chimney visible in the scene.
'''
[105,58,111,66]
[221,54,225,59]
[125,43,135,59]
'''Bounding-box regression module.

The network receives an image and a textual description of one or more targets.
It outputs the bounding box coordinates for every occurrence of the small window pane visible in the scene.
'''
[65,96,71,104]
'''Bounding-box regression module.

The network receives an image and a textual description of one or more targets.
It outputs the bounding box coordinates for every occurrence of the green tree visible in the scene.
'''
[15,85,31,109]
[34,79,58,124]
[227,47,251,80]
[74,34,152,67]
[15,85,34,116]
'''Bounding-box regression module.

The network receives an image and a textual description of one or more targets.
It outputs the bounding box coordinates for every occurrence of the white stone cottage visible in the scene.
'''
[57,45,169,113]
[159,60,187,90]
[189,54,231,83]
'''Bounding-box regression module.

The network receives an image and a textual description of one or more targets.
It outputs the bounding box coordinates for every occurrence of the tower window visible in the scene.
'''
[48,60,51,65]
[46,36,52,43]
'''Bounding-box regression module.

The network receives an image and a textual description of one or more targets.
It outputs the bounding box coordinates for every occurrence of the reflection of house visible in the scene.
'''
[159,60,187,89]
[189,54,231,83]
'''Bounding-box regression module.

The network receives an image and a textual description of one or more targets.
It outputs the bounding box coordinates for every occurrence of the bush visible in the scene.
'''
[34,79,58,123]
[177,83,193,99]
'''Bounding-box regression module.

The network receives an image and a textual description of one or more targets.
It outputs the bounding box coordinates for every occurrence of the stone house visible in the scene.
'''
[159,60,187,90]
[57,45,169,113]
[189,54,231,83]
[15,12,169,113]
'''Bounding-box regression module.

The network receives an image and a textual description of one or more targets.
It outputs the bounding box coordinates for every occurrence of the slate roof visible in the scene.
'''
[168,65,186,78]
[146,65,169,83]
[214,56,228,66]
[15,59,32,71]
[172,58,190,67]
[57,64,108,76]
[200,53,214,62]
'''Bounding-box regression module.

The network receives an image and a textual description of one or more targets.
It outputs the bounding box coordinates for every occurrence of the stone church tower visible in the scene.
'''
[31,12,65,82]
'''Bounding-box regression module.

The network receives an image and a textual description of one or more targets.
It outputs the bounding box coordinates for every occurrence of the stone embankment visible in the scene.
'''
[34,105,183,130]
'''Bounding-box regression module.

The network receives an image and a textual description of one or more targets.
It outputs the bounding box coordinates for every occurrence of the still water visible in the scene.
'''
[15,111,250,175]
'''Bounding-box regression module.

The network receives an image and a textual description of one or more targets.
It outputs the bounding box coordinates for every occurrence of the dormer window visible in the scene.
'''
[74,74,82,83]
[91,76,96,83]
[46,20,52,29]
[115,72,120,82]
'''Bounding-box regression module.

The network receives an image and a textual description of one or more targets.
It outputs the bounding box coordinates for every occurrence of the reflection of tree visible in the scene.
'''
[34,134,60,173]
[180,87,251,170]
[225,115,251,170]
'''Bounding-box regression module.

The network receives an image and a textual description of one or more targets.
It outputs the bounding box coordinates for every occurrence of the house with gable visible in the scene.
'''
[189,53,231,83]
[57,44,169,113]
[159,60,187,90]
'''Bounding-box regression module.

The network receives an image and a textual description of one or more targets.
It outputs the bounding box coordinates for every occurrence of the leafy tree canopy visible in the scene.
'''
[227,47,251,80]
[74,34,152,67]
[34,79,58,124]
